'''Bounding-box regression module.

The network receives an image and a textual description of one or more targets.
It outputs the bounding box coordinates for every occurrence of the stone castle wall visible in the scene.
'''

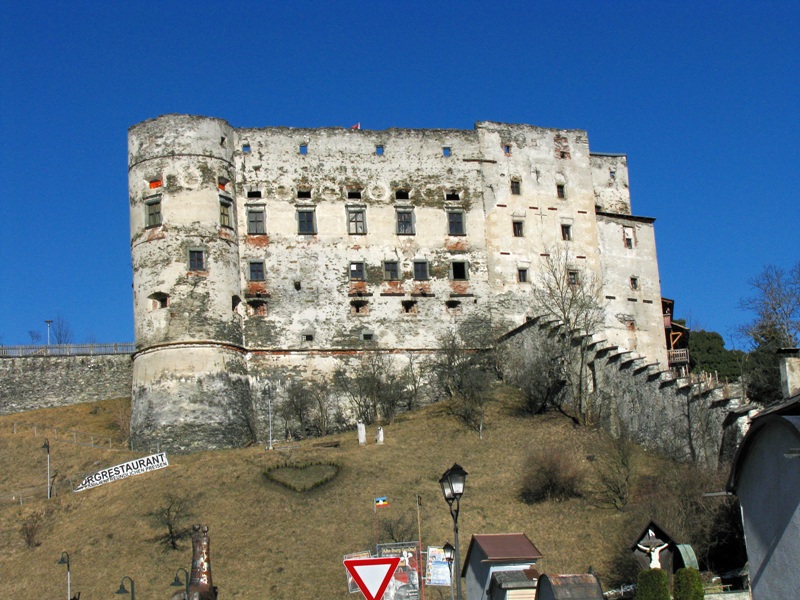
[0,354,133,415]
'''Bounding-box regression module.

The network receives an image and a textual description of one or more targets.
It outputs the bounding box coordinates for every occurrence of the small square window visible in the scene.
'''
[247,208,266,234]
[503,144,512,155]
[445,190,460,201]
[249,261,265,281]
[511,180,521,195]
[350,300,369,315]
[448,211,465,235]
[396,210,414,235]
[384,261,399,281]
[350,262,365,281]
[401,300,418,314]
[189,250,205,271]
[451,261,468,280]
[561,224,572,241]
[445,300,462,312]
[299,144,308,155]
[219,198,233,228]
[557,184,566,199]
[518,268,528,283]
[413,261,429,281]
[376,145,384,156]
[361,332,374,341]
[247,190,262,198]
[297,188,312,199]
[302,332,314,342]
[630,277,639,290]
[443,146,451,157]
[149,179,163,189]
[513,221,524,237]
[149,292,169,309]
[395,189,410,200]
[297,210,316,234]
[347,188,363,200]
[348,209,366,234]
[146,199,162,228]
[624,226,635,249]
[242,144,251,153]
[567,270,579,286]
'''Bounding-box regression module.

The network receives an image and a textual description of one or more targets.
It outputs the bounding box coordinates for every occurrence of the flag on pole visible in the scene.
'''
[375,496,389,508]
[351,123,361,130]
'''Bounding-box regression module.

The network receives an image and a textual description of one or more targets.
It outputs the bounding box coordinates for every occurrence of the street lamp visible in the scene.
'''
[115,575,135,600]
[57,551,70,600]
[45,320,53,346]
[42,438,51,499]
[440,463,467,600]
[443,542,456,600]
[170,567,190,598]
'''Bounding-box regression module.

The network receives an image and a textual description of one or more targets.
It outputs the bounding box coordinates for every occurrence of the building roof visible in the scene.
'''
[461,533,543,576]
[535,574,604,600]
[490,568,539,590]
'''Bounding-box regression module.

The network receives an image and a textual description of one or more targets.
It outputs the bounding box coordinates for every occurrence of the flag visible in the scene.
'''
[375,496,389,508]
[351,123,361,130]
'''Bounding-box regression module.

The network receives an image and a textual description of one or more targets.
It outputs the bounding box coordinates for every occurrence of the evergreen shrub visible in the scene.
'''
[674,567,704,600]
[636,568,669,600]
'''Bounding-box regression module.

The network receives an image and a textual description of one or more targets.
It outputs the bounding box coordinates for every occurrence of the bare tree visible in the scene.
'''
[51,315,74,344]
[530,246,605,424]
[148,493,195,551]
[590,430,635,511]
[504,333,568,415]
[28,330,42,344]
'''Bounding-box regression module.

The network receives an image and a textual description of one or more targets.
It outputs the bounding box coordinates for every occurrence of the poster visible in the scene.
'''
[377,541,421,600]
[73,452,169,492]
[426,546,452,587]
[344,551,371,593]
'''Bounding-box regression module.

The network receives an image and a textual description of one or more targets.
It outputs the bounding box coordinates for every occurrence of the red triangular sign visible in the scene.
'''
[344,556,401,600]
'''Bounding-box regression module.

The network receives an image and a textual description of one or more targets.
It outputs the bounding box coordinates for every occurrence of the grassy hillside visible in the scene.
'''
[0,391,693,599]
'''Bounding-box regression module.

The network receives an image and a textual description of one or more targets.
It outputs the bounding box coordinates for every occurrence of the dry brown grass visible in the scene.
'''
[0,391,675,598]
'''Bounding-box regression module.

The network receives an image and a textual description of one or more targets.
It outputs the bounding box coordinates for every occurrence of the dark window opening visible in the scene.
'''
[402,300,418,314]
[347,188,363,200]
[248,301,267,316]
[149,292,169,309]
[375,145,384,156]
[556,184,566,199]
[348,209,366,234]
[146,200,162,228]
[413,261,429,281]
[395,189,410,200]
[610,170,616,180]
[297,210,315,234]
[451,261,468,280]
[396,211,414,235]
[220,136,227,147]
[350,262,365,281]
[443,146,451,157]
[503,144,512,155]
[560,150,568,159]
[242,144,251,153]
[384,261,399,280]
[297,188,312,199]
[624,227,635,249]
[567,270,579,286]
[445,300,462,311]
[232,295,241,311]
[219,199,232,228]
[445,190,460,201]
[511,179,521,195]
[302,333,314,342]
[448,211,465,235]
[361,332,374,341]
[249,261,265,281]
[350,300,369,314]
[189,250,205,271]
[513,221,524,237]
[630,277,639,290]
[299,144,308,155]
[561,224,572,241]
[517,269,528,283]
[247,208,266,234]
[247,190,262,198]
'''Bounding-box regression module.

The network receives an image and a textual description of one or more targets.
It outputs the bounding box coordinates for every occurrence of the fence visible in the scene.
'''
[0,342,135,357]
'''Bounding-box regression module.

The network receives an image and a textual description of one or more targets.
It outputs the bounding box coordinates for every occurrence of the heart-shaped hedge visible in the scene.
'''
[264,462,340,492]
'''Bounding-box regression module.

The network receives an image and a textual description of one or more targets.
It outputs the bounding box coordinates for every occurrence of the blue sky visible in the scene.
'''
[1,1,798,347]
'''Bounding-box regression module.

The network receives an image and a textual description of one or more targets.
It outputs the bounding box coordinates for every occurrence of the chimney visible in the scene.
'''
[778,348,800,399]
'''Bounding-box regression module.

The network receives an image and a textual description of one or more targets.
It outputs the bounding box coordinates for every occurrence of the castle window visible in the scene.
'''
[145,198,162,228]
[567,270,579,286]
[624,226,635,249]
[448,210,465,235]
[149,179,163,189]
[297,187,312,199]
[451,261,469,280]
[395,189,410,200]
[445,190,460,201]
[249,261,265,281]
[384,261,399,281]
[511,179,521,195]
[350,262,365,281]
[561,224,572,241]
[401,300,418,314]
[218,177,230,191]
[517,268,528,283]
[247,208,266,234]
[297,209,316,234]
[299,144,308,155]
[396,210,414,235]
[348,208,366,234]
[350,299,369,315]
[232,295,242,311]
[219,198,233,228]
[247,300,267,316]
[148,292,169,310]
[413,260,429,281]
[242,143,251,153]
[443,146,451,157]
[556,184,566,199]
[189,250,205,271]
[247,190,262,198]
[512,221,524,237]
[610,169,616,180]
[301,332,314,342]
[503,144,512,155]
[630,276,640,290]
[375,145,384,156]
[347,188,363,200]
[361,331,375,341]
[445,300,462,312]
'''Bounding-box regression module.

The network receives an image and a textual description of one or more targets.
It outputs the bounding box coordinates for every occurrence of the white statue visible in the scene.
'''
[637,542,670,569]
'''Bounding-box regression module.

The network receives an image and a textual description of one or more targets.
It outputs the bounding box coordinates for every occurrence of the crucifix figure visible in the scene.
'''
[637,541,670,569]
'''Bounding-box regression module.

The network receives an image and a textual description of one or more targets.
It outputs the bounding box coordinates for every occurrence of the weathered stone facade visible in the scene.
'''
[128,114,669,451]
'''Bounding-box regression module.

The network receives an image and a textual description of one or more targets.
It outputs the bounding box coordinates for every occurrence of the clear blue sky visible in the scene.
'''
[1,1,798,347]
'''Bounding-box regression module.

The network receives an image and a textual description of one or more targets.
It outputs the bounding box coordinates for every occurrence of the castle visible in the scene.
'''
[129,114,667,452]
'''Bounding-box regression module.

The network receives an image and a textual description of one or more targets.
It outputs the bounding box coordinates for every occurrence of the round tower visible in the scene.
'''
[129,114,252,452]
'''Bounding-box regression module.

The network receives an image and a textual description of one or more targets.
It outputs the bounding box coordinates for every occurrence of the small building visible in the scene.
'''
[535,574,603,600]
[726,349,800,600]
[462,533,543,600]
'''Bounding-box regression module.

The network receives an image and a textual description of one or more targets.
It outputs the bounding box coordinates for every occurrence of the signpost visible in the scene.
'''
[343,556,401,600]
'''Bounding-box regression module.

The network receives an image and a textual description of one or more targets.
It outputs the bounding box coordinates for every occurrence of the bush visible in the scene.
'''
[636,568,669,600]
[674,567,704,600]
[20,510,44,548]
[520,447,583,503]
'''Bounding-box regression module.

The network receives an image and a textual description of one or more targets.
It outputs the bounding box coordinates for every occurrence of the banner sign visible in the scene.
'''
[344,551,372,593]
[426,546,452,586]
[73,452,169,492]
[377,541,421,599]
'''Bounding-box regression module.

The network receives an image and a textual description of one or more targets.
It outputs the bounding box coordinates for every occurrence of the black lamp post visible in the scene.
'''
[42,438,51,499]
[170,567,190,598]
[443,542,456,600]
[440,463,467,600]
[115,575,135,600]
[57,551,70,600]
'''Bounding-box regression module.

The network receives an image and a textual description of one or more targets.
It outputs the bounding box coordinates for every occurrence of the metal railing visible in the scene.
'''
[0,342,135,357]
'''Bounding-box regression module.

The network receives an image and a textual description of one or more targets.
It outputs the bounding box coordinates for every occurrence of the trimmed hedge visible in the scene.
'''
[674,567,704,600]
[636,568,669,600]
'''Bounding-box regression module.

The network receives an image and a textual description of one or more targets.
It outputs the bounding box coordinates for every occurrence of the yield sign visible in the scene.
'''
[343,556,401,600]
